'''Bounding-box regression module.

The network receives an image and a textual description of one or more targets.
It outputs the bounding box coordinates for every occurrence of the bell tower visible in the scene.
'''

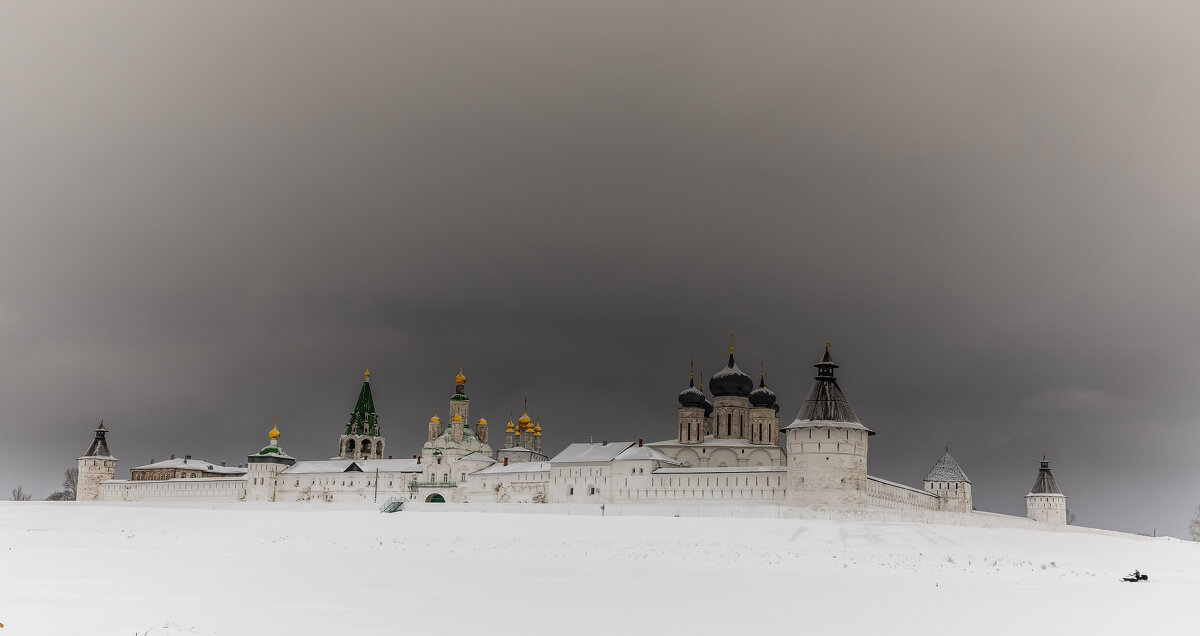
[338,370,385,459]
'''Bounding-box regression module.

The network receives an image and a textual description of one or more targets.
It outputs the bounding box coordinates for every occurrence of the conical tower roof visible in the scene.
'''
[345,370,379,436]
[784,345,873,434]
[80,421,114,459]
[1029,454,1063,495]
[924,449,970,483]
[353,370,375,416]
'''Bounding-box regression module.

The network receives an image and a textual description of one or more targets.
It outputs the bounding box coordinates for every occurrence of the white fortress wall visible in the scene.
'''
[275,469,417,503]
[99,477,246,502]
[867,476,941,511]
[611,466,787,503]
[464,463,551,503]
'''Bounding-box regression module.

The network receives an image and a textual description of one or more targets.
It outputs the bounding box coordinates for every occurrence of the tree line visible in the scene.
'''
[9,468,77,501]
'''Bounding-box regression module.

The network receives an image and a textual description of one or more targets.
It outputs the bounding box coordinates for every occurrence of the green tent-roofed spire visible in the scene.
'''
[345,369,379,436]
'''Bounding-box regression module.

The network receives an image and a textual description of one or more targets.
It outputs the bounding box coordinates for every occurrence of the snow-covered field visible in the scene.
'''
[1,503,1197,635]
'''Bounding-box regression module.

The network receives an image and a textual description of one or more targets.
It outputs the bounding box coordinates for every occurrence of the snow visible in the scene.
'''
[281,458,423,475]
[548,441,636,463]
[612,445,680,464]
[132,458,246,474]
[2,502,1198,635]
[781,418,874,432]
[476,461,551,474]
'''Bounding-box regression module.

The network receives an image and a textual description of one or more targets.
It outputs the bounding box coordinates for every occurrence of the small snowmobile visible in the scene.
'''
[1121,571,1149,582]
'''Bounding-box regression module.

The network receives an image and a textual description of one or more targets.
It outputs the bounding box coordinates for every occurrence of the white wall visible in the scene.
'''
[99,478,245,502]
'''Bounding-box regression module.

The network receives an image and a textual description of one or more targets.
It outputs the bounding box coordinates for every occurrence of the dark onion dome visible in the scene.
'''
[749,373,777,408]
[678,375,706,408]
[709,351,754,398]
[698,371,715,416]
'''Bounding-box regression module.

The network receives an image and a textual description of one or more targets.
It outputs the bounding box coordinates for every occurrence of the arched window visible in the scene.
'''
[362,440,372,455]
[346,439,356,454]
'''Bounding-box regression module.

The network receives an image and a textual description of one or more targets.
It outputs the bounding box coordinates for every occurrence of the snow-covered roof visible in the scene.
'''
[132,458,246,474]
[460,452,496,464]
[250,445,294,460]
[780,419,874,434]
[924,450,971,483]
[613,445,682,465]
[654,466,786,474]
[549,442,635,464]
[282,460,363,474]
[355,459,422,473]
[105,476,247,484]
[476,461,552,475]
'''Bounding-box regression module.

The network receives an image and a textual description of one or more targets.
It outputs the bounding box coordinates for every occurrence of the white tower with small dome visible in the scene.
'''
[246,417,296,502]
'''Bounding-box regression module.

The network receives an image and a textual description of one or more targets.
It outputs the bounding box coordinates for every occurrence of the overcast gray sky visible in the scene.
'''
[3,1,1198,536]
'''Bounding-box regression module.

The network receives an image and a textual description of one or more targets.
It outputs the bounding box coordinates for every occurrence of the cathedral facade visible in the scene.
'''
[79,345,1068,526]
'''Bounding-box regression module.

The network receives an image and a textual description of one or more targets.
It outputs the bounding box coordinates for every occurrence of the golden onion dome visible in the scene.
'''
[452,414,463,422]
[268,416,281,441]
[477,417,487,426]
[430,412,441,424]
[518,411,532,426]
[364,369,371,380]
[455,368,466,384]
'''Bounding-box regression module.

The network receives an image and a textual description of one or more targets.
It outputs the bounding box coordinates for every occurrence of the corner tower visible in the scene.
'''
[1026,454,1067,524]
[924,448,972,512]
[781,345,874,508]
[339,370,384,459]
[77,421,118,501]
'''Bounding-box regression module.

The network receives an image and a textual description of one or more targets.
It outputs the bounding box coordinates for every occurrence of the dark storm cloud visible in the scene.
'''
[2,1,1198,535]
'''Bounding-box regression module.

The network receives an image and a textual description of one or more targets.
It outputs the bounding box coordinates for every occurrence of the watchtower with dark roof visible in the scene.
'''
[1025,454,1068,524]
[77,421,118,501]
[781,345,874,508]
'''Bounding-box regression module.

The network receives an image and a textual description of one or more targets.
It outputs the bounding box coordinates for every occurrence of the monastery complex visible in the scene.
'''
[76,345,1069,526]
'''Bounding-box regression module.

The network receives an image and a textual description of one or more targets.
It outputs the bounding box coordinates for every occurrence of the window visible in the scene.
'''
[568,487,574,495]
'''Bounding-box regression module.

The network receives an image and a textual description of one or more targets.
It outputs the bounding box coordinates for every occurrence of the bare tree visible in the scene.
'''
[1190,504,1200,541]
[45,468,78,501]
[1066,508,1076,525]
[10,486,31,501]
